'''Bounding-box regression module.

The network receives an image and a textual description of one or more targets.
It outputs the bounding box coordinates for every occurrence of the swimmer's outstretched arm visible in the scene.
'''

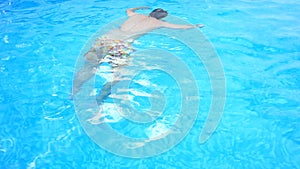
[126,6,150,16]
[161,22,204,29]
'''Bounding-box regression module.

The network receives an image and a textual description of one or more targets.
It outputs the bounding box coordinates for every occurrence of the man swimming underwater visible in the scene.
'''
[72,7,204,102]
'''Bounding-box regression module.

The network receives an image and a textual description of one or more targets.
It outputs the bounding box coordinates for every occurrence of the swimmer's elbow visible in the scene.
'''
[126,9,136,16]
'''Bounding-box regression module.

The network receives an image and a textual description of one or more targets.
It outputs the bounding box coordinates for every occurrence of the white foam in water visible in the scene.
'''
[144,122,171,142]
[89,89,97,96]
[109,93,135,104]
[15,43,31,48]
[3,35,9,43]
[95,64,113,82]
[133,79,159,89]
[1,56,10,61]
[128,88,152,97]
[133,79,151,87]
[27,141,53,169]
[144,115,177,138]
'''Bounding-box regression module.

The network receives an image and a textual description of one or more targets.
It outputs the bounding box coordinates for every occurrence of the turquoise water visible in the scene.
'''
[1,0,300,168]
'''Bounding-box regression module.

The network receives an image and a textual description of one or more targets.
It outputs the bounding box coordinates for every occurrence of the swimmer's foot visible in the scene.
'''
[87,108,104,124]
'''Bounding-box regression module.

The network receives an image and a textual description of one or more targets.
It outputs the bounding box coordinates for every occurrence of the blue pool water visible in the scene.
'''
[1,0,300,168]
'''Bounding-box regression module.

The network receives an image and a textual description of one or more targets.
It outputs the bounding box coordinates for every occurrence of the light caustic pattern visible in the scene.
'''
[73,16,226,158]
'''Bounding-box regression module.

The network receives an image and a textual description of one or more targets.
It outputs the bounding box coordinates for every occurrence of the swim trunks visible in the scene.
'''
[94,37,135,67]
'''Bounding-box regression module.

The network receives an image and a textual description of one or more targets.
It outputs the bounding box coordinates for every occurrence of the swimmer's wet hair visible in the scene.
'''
[149,8,168,19]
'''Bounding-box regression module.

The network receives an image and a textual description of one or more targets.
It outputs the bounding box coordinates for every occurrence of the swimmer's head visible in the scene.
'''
[149,8,168,19]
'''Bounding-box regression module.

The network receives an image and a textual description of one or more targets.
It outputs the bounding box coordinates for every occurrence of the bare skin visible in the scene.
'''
[72,6,204,100]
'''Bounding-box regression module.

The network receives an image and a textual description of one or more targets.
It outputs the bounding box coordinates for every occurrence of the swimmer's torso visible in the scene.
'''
[105,14,161,41]
[87,14,162,66]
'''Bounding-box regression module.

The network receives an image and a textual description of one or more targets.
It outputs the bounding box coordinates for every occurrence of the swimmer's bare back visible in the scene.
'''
[71,6,204,98]
[107,7,204,41]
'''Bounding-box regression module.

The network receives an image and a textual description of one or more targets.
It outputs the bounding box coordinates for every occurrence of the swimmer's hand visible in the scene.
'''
[127,7,150,16]
[134,6,150,10]
[129,6,150,11]
[195,24,205,28]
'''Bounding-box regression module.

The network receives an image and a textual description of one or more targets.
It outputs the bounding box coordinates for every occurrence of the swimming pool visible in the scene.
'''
[1,0,299,168]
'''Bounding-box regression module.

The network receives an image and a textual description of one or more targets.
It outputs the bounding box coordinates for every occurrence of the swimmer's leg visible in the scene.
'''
[96,80,120,105]
[72,48,101,97]
[96,65,129,104]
